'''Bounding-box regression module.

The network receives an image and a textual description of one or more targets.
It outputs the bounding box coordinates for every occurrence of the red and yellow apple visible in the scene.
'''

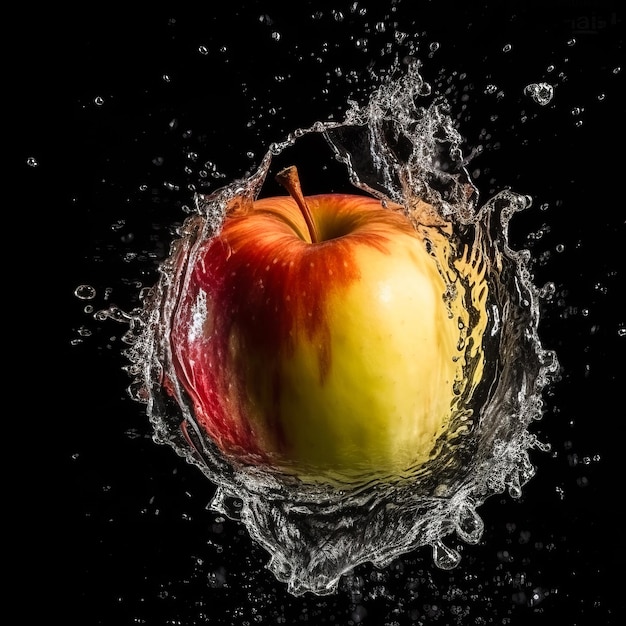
[166,166,488,481]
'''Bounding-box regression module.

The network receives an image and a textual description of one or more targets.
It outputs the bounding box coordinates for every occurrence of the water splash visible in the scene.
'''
[119,62,558,595]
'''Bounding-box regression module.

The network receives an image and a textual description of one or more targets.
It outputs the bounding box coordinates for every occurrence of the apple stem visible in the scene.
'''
[276,166,320,244]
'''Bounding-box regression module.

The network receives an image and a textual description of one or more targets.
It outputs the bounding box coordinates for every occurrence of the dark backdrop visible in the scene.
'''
[18,2,624,625]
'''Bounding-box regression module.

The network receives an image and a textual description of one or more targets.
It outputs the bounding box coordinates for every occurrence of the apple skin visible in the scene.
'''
[167,187,486,479]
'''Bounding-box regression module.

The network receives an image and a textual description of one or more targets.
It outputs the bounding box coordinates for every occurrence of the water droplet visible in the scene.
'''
[524,82,554,106]
[198,45,208,55]
[75,284,96,300]
[567,37,577,46]
[26,156,39,167]
[539,282,556,300]
[432,540,461,570]
[502,43,512,53]
[507,471,523,498]
[394,30,408,44]
[456,501,484,544]
[94,96,104,106]
[613,66,621,75]
[271,31,281,42]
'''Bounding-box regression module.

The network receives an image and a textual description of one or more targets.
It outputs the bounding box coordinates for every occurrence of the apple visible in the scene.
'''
[166,166,487,481]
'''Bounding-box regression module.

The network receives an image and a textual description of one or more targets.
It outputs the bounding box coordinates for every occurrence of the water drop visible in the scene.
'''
[394,30,408,44]
[524,82,554,106]
[94,96,104,106]
[75,284,96,300]
[502,43,512,53]
[26,156,39,167]
[456,501,484,545]
[432,541,461,570]
[198,45,208,55]
[507,472,522,498]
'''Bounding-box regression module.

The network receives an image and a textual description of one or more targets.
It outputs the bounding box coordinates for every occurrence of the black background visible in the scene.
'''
[18,2,624,625]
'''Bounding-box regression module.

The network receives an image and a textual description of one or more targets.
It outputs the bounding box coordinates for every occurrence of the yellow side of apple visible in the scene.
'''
[242,225,487,480]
